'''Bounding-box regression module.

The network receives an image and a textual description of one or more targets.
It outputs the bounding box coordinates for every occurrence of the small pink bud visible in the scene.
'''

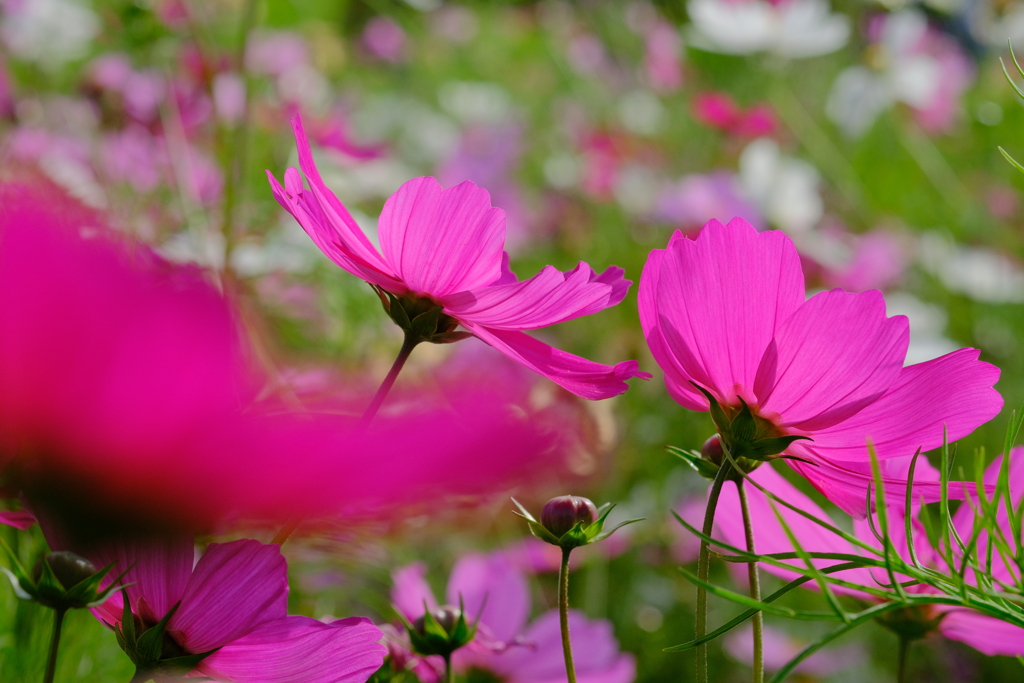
[541,495,598,537]
[701,434,724,466]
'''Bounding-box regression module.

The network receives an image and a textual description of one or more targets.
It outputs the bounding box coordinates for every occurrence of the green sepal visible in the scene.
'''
[692,383,732,438]
[741,435,813,460]
[64,563,113,604]
[511,498,561,545]
[430,331,474,344]
[119,583,136,646]
[410,306,443,340]
[35,555,67,605]
[512,498,642,550]
[135,601,182,665]
[153,647,220,675]
[667,446,720,480]
[689,382,812,464]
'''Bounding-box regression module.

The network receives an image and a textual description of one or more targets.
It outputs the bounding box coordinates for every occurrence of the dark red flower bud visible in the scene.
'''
[701,434,724,467]
[541,495,598,538]
[33,551,97,590]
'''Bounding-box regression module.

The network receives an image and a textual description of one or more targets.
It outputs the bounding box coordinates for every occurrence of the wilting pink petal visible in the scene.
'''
[755,289,908,432]
[492,610,636,683]
[379,177,505,296]
[170,540,288,652]
[446,552,530,644]
[199,615,388,683]
[0,509,36,530]
[641,219,804,409]
[392,563,439,621]
[270,116,646,400]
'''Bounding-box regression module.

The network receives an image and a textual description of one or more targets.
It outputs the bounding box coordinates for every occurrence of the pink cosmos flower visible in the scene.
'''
[639,218,1002,516]
[83,535,386,682]
[392,552,636,683]
[0,178,560,533]
[268,117,649,400]
[362,16,406,63]
[715,460,1024,657]
[692,92,778,138]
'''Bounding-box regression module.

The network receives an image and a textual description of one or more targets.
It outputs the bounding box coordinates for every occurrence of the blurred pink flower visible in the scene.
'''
[0,56,11,116]
[655,172,764,232]
[300,105,387,161]
[246,30,310,76]
[362,16,406,63]
[821,229,906,293]
[438,124,530,251]
[716,460,1024,657]
[692,92,778,137]
[100,125,165,193]
[84,536,386,682]
[0,179,562,533]
[392,552,636,683]
[644,21,683,91]
[268,116,649,400]
[639,219,1002,516]
[724,623,863,675]
[213,71,247,125]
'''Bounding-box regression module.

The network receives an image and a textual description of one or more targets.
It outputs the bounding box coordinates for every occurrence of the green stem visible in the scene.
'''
[896,637,910,683]
[43,608,67,683]
[696,462,733,683]
[359,334,419,428]
[219,0,260,278]
[738,482,763,683]
[443,654,454,683]
[559,547,578,683]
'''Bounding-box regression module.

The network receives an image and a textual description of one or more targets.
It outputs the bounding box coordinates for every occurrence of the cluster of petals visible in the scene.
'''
[715,459,1024,657]
[267,116,649,400]
[640,218,1002,516]
[0,177,557,533]
[391,552,636,683]
[81,534,386,682]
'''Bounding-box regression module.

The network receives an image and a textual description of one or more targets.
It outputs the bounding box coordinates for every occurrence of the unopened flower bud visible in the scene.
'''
[33,552,97,590]
[701,434,724,467]
[541,495,598,538]
[412,606,462,637]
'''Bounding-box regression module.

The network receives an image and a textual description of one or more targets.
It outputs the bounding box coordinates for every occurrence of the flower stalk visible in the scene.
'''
[42,607,67,683]
[359,333,419,428]
[558,546,578,683]
[738,482,763,683]
[696,460,732,683]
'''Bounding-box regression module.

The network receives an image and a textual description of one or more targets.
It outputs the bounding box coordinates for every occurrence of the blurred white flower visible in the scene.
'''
[885,291,959,365]
[438,81,512,124]
[1,0,100,68]
[738,138,822,234]
[618,89,664,135]
[826,10,973,137]
[686,0,850,58]
[918,231,1024,303]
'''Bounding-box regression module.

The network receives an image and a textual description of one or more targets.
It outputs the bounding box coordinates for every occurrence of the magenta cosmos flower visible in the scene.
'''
[0,177,557,534]
[82,536,385,682]
[640,218,1002,516]
[391,551,635,683]
[715,459,1024,657]
[267,116,649,400]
